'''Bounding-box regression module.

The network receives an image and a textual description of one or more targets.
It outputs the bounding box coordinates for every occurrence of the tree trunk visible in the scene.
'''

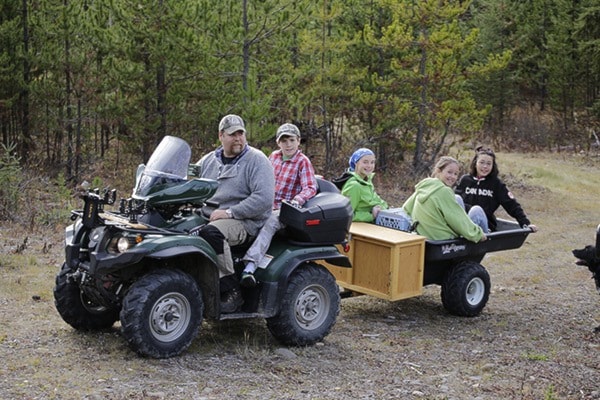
[156,0,167,138]
[413,27,428,175]
[64,0,74,181]
[242,0,249,93]
[157,64,167,138]
[20,0,32,163]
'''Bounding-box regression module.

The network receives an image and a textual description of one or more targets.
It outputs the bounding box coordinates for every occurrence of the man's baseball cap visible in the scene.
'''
[219,114,246,135]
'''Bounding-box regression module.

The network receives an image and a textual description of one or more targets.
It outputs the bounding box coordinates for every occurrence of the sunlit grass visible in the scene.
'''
[0,253,56,302]
[498,152,600,205]
[491,153,600,239]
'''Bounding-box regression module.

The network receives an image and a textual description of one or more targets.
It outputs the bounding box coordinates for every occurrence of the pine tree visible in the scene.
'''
[468,0,516,132]
[363,0,502,174]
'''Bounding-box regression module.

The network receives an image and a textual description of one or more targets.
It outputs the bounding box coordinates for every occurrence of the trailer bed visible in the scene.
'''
[425,219,531,263]
[325,219,532,302]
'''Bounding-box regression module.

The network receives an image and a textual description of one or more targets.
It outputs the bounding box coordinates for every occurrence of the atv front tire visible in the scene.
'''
[266,262,340,346]
[441,261,490,317]
[120,269,203,358]
[54,263,120,330]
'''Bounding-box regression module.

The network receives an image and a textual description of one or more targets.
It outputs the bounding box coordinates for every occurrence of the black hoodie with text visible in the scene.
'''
[455,174,530,231]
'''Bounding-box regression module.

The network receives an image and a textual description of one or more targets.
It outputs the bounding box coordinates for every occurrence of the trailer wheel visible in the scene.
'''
[441,261,490,317]
[120,269,203,358]
[266,263,340,346]
[54,263,119,330]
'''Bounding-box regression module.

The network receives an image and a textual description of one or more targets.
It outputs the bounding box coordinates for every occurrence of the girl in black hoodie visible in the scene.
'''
[455,146,538,233]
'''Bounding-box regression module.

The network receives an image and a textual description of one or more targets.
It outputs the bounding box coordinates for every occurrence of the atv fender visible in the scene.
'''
[136,235,217,259]
[89,235,218,275]
[255,246,349,318]
[149,244,217,262]
[140,237,223,317]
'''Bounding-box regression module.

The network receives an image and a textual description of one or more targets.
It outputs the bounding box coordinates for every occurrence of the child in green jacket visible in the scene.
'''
[403,156,487,242]
[341,148,388,222]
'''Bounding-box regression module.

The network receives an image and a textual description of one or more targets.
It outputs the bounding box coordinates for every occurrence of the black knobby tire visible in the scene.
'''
[441,261,490,317]
[120,269,203,358]
[266,262,340,346]
[54,263,120,330]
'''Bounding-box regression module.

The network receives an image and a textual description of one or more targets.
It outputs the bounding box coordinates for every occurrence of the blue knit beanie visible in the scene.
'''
[349,148,375,172]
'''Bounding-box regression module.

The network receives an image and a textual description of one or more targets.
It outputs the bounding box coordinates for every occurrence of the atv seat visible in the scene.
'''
[316,178,341,194]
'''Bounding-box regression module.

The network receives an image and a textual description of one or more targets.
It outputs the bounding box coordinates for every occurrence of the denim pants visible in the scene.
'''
[455,195,489,233]
[242,210,283,273]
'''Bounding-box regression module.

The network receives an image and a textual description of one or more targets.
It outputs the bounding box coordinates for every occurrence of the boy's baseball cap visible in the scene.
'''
[219,114,246,135]
[276,123,301,141]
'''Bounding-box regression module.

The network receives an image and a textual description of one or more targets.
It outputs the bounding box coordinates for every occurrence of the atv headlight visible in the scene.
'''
[117,236,132,252]
[109,234,143,253]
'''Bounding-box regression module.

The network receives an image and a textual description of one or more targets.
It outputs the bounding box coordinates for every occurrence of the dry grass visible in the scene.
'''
[0,151,599,400]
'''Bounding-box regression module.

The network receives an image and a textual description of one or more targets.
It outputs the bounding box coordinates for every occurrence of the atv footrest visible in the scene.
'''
[219,311,265,320]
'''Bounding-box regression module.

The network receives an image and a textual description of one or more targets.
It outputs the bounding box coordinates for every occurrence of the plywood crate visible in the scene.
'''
[326,222,426,301]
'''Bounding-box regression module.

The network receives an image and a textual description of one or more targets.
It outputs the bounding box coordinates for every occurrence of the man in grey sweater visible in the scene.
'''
[195,114,275,313]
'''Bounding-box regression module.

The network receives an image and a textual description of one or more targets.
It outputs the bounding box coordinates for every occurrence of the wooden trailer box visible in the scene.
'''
[325,222,426,301]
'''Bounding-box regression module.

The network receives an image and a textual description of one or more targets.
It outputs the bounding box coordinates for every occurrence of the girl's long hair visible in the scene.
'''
[469,146,499,178]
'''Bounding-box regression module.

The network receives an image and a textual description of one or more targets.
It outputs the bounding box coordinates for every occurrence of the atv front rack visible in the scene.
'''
[75,189,117,228]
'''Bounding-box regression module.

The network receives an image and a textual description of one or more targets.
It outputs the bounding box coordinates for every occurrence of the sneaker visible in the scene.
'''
[240,272,257,288]
[220,288,243,313]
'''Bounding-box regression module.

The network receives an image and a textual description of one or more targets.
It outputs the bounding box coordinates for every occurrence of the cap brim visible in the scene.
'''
[223,126,246,135]
[276,133,299,141]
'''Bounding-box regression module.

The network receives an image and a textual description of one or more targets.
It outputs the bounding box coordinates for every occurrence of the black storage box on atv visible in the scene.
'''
[279,192,352,244]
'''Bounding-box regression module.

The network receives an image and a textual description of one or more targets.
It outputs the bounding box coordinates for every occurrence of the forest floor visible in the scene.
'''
[0,151,599,400]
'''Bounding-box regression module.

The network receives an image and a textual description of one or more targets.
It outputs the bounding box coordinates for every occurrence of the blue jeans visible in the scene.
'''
[455,195,489,233]
[242,210,283,273]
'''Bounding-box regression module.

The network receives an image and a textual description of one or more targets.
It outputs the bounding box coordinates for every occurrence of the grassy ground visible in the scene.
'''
[0,151,599,399]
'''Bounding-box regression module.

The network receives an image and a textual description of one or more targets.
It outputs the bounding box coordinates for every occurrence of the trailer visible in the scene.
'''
[325,219,532,316]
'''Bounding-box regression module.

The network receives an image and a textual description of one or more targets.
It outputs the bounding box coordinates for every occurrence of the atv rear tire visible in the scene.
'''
[266,263,339,346]
[441,261,490,317]
[54,263,119,330]
[120,269,203,358]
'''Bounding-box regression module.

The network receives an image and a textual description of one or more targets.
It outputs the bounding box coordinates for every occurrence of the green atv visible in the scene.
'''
[54,136,352,358]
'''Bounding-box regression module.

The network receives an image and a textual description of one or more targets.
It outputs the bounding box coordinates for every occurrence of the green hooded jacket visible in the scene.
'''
[341,172,388,222]
[402,177,484,242]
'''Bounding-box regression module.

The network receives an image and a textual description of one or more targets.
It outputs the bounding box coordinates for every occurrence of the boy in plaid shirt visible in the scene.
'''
[241,123,317,286]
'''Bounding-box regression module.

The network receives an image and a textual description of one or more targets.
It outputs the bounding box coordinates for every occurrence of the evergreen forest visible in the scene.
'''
[1,0,599,189]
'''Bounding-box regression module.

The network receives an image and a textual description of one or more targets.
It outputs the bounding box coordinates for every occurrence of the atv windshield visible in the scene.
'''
[134,136,192,197]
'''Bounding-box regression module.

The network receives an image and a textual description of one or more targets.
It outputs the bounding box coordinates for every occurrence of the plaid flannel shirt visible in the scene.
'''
[269,149,317,210]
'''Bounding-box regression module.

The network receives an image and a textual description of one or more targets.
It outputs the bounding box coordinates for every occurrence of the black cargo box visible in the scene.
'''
[279,192,352,244]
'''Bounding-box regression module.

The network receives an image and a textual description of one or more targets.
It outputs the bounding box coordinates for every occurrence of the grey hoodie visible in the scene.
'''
[197,145,275,236]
